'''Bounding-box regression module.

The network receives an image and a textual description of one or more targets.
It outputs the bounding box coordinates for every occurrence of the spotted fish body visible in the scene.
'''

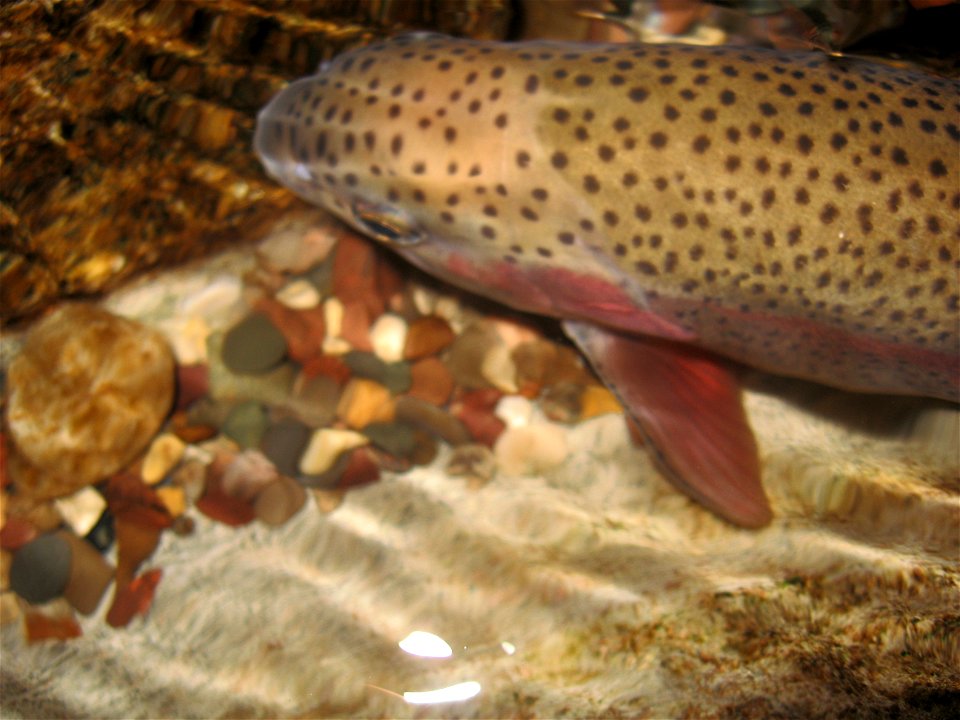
[256,34,960,526]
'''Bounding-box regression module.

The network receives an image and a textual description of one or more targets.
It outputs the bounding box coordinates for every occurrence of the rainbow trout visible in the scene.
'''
[255,34,960,527]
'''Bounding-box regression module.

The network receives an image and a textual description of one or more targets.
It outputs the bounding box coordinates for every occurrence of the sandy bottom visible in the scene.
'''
[2,248,958,719]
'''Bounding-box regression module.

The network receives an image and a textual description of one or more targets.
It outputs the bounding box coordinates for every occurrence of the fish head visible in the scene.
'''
[254,34,630,319]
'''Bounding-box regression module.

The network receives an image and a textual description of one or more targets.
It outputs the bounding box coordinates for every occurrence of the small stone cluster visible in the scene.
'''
[0,221,622,640]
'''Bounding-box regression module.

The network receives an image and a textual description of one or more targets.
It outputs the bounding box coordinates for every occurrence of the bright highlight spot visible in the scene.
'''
[403,681,482,705]
[501,641,516,655]
[398,631,453,658]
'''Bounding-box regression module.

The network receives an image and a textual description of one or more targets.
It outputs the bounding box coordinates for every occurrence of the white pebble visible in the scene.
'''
[54,487,107,537]
[221,449,279,501]
[177,274,243,318]
[369,313,408,363]
[322,336,352,355]
[158,315,211,364]
[481,342,518,393]
[276,278,321,309]
[323,297,344,338]
[495,395,534,428]
[299,428,369,475]
[141,433,186,485]
[494,424,569,476]
[256,222,336,274]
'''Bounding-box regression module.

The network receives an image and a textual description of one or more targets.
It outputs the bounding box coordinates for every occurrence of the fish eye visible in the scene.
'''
[352,203,423,246]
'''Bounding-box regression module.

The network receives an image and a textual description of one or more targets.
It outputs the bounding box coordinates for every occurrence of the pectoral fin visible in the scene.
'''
[564,321,771,528]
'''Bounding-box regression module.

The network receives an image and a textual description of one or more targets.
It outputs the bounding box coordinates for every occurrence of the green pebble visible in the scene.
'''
[10,533,71,604]
[343,351,411,394]
[260,417,312,477]
[221,400,268,448]
[221,313,287,374]
[362,421,417,458]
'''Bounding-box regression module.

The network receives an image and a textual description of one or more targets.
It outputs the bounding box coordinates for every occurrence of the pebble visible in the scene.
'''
[254,476,307,526]
[141,433,186,485]
[6,303,175,499]
[195,467,256,527]
[453,389,507,447]
[337,447,381,488]
[342,351,411,395]
[481,342,519,393]
[221,401,269,449]
[155,486,186,517]
[369,313,408,363]
[337,378,396,429]
[409,430,439,466]
[323,296,345,340]
[446,322,500,390]
[174,364,210,412]
[275,278,321,309]
[286,373,340,428]
[579,384,622,419]
[159,315,211,365]
[58,530,114,615]
[339,300,374,352]
[407,357,455,406]
[0,516,37,551]
[446,444,497,486]
[332,233,385,317]
[298,451,351,489]
[9,533,72,604]
[494,424,570,476]
[394,397,472,447]
[253,298,327,365]
[256,219,337,274]
[540,382,586,424]
[259,417,312,477]
[221,450,279,501]
[403,315,456,360]
[220,313,287,374]
[54,486,107,537]
[299,428,369,475]
[301,354,352,385]
[207,333,296,407]
[176,274,243,319]
[362,422,418,459]
[495,395,535,429]
[106,568,162,629]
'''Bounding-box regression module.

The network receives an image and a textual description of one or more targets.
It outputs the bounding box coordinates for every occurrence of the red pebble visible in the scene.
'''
[174,364,210,411]
[302,354,352,385]
[337,447,381,489]
[195,466,256,527]
[25,609,83,642]
[332,233,385,318]
[253,297,326,364]
[407,357,455,406]
[0,515,37,550]
[452,388,506,446]
[339,300,374,352]
[453,405,506,448]
[375,256,406,309]
[103,472,173,530]
[106,568,163,628]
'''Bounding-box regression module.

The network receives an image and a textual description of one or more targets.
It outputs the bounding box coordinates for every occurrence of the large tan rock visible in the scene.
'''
[6,304,174,498]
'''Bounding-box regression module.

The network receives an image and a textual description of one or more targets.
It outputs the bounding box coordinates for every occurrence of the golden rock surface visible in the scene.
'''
[0,0,512,322]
